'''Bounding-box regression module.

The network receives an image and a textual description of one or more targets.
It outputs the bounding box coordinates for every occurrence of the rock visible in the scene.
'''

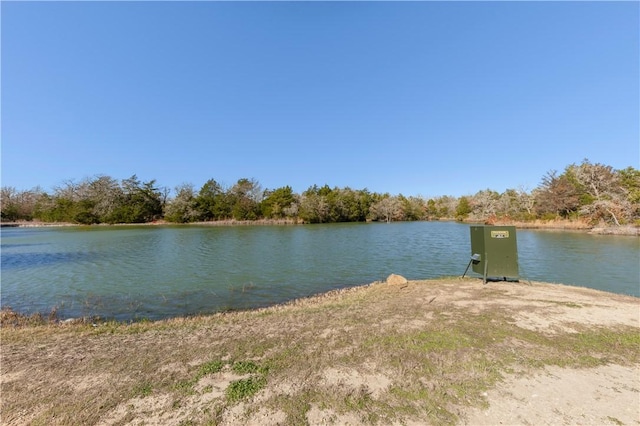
[386,274,408,285]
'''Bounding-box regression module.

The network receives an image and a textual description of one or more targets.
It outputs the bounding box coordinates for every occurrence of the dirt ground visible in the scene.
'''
[464,363,639,425]
[457,281,640,426]
[2,278,639,425]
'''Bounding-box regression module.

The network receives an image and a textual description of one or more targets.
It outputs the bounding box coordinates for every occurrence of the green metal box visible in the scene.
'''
[470,225,519,282]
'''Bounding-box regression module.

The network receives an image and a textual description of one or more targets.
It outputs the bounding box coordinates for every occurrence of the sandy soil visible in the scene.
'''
[2,278,639,425]
[464,363,639,426]
[456,281,640,425]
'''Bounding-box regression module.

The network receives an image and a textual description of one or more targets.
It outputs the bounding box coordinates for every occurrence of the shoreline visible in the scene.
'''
[2,218,638,236]
[3,277,638,328]
[2,277,638,425]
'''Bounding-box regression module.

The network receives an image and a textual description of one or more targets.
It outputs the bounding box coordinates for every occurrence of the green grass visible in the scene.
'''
[231,360,262,375]
[131,382,153,398]
[197,360,225,378]
[226,376,267,402]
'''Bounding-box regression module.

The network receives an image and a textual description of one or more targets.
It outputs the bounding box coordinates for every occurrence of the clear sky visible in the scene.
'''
[2,1,638,198]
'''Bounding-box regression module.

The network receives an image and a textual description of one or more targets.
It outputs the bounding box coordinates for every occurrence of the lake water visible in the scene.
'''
[1,222,638,321]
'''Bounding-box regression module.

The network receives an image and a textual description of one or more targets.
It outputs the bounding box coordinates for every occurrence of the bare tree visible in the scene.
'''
[568,159,620,203]
[568,160,630,225]
[165,183,199,223]
[1,186,19,221]
[231,178,263,203]
[369,196,403,222]
[1,186,44,221]
[299,192,330,223]
[492,187,535,219]
[87,175,123,221]
[283,201,299,218]
[515,186,535,217]
[470,189,500,220]
[53,179,84,201]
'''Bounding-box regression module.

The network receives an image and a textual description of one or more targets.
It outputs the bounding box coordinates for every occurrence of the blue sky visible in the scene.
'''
[2,1,638,198]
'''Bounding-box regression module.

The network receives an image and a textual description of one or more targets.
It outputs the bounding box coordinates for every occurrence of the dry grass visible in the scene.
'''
[1,278,638,425]
[484,217,593,230]
[481,217,640,235]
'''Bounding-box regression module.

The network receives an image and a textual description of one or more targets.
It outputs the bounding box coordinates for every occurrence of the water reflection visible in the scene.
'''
[1,251,99,270]
[517,230,639,296]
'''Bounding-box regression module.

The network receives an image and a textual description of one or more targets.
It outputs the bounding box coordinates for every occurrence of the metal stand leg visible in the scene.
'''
[483,258,488,284]
[461,259,473,278]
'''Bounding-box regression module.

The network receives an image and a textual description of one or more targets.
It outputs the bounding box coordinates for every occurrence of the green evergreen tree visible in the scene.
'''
[455,196,471,220]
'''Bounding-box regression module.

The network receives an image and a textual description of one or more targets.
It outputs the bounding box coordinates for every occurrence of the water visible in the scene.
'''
[1,222,638,321]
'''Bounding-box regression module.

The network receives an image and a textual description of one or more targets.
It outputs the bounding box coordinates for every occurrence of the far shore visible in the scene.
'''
[1,218,638,236]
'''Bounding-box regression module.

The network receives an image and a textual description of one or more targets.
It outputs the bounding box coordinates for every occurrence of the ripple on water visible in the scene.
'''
[1,223,637,320]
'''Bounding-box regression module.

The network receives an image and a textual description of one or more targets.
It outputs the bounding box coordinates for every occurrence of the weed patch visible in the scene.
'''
[231,360,262,375]
[131,382,153,398]
[226,376,267,402]
[196,360,225,378]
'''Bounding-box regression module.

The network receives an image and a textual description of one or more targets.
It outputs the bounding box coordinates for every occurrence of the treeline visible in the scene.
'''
[1,159,639,226]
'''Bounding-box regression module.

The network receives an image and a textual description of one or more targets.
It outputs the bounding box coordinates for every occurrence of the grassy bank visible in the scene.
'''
[478,217,639,236]
[2,278,638,425]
